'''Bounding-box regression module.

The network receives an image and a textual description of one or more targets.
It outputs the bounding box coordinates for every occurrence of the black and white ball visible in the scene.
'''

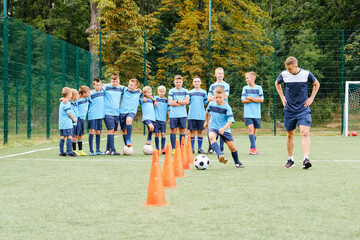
[194,154,210,170]
[143,144,154,155]
[123,146,134,155]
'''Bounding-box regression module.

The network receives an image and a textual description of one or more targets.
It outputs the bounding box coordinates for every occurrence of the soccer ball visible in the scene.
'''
[143,145,154,155]
[194,154,210,170]
[123,146,134,155]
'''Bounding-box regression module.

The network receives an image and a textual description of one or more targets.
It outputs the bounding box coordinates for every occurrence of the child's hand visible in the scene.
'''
[246,96,253,101]
[143,97,147,103]
[219,128,225,135]
[203,121,208,129]
[73,119,77,123]
[154,101,158,108]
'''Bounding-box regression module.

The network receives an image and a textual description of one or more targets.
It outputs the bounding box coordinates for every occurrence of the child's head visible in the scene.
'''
[214,86,226,104]
[143,86,152,98]
[92,78,102,91]
[79,86,90,98]
[174,75,183,89]
[62,87,72,100]
[285,56,298,74]
[110,73,120,87]
[245,72,257,86]
[215,67,224,81]
[157,85,166,98]
[128,79,139,91]
[192,76,202,88]
[71,89,79,101]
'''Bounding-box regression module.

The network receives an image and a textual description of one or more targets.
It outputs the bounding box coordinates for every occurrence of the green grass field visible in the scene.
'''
[1,135,360,239]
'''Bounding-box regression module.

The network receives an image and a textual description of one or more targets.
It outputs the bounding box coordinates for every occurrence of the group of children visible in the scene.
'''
[58,68,264,168]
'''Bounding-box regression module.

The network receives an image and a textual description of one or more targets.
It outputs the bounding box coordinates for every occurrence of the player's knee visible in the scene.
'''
[149,124,154,132]
[179,128,185,134]
[126,118,133,125]
[161,133,166,138]
[300,130,309,138]
[155,133,159,137]
[197,130,203,136]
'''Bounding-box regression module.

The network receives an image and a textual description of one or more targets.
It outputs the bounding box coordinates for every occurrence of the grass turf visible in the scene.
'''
[1,135,360,239]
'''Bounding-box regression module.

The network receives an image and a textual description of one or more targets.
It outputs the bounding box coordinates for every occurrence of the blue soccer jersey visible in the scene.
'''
[77,97,89,120]
[154,96,169,122]
[70,101,78,126]
[102,84,124,116]
[188,89,207,120]
[59,101,73,130]
[140,98,156,122]
[119,87,142,114]
[277,68,316,115]
[241,85,264,118]
[206,101,235,133]
[168,87,189,118]
[208,81,230,102]
[88,90,105,120]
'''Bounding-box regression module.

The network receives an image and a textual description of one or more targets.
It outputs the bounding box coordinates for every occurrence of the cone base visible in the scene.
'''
[143,203,170,207]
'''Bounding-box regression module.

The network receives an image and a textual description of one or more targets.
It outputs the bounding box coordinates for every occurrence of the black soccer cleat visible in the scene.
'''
[59,153,66,157]
[206,148,214,154]
[111,150,121,155]
[235,162,245,168]
[303,158,312,169]
[285,159,294,168]
[66,152,77,157]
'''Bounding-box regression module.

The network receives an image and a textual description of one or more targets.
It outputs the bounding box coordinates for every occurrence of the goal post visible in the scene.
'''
[344,81,360,136]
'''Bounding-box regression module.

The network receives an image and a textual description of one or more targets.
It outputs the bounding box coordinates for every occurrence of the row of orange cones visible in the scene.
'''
[143,136,194,206]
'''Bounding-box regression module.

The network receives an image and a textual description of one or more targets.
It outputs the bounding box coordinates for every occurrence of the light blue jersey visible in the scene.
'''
[77,97,89,120]
[119,87,142,114]
[59,101,73,130]
[154,96,169,122]
[102,84,124,116]
[241,85,264,118]
[206,101,234,133]
[70,101,78,126]
[140,98,156,122]
[208,81,230,102]
[168,87,189,118]
[188,89,207,120]
[88,90,105,120]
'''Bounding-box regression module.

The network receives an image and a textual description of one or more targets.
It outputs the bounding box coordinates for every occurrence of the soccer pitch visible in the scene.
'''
[1,135,360,239]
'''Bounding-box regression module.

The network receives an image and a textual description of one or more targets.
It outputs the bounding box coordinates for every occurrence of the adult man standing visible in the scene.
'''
[275,56,320,169]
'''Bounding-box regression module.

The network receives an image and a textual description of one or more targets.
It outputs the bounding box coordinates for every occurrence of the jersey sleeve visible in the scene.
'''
[225,83,230,96]
[64,102,72,113]
[276,73,283,84]
[241,87,247,100]
[203,91,208,104]
[226,105,235,123]
[259,86,264,100]
[308,72,316,83]
[206,103,211,114]
[208,85,214,97]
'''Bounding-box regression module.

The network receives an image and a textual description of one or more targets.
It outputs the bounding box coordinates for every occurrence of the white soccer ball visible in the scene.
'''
[123,146,134,155]
[143,144,154,155]
[194,154,210,170]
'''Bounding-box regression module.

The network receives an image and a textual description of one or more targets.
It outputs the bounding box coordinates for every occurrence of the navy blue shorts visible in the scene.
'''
[72,125,77,138]
[143,120,157,131]
[76,118,85,136]
[284,110,312,131]
[245,118,261,129]
[104,115,119,131]
[187,119,205,131]
[209,128,234,142]
[155,120,166,133]
[88,119,103,131]
[119,113,136,130]
[170,117,187,129]
[60,128,73,137]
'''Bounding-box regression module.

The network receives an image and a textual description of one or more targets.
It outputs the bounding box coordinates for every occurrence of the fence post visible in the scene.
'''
[208,0,212,90]
[16,81,19,134]
[143,30,146,136]
[76,47,80,89]
[46,35,51,139]
[273,30,277,136]
[88,52,91,87]
[340,29,345,135]
[3,6,9,144]
[27,26,32,139]
[99,28,102,79]
[62,42,66,88]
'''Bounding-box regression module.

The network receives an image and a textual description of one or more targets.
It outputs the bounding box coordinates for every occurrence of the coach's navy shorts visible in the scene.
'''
[104,115,119,131]
[60,128,73,137]
[187,119,205,130]
[155,120,166,133]
[119,113,136,130]
[88,119,103,131]
[76,118,85,136]
[245,118,261,129]
[283,109,312,131]
[209,128,234,142]
[170,117,187,129]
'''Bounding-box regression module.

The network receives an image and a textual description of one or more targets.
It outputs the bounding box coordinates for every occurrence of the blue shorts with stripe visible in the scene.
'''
[104,115,119,131]
[283,109,312,131]
[170,117,187,129]
[244,118,261,129]
[88,119,103,131]
[143,120,157,132]
[208,128,234,142]
[155,120,166,133]
[187,119,205,131]
[119,113,136,130]
[60,128,73,137]
[76,118,85,136]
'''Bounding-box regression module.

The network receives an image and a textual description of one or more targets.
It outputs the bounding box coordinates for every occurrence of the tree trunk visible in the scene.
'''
[86,0,101,53]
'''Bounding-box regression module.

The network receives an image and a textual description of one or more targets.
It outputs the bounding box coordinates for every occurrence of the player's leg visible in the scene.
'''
[59,134,66,156]
[71,126,77,155]
[299,125,312,169]
[170,118,178,151]
[197,129,205,154]
[119,114,127,145]
[66,135,76,156]
[208,130,226,164]
[154,121,160,150]
[247,123,256,154]
[226,139,244,168]
[146,122,154,145]
[284,115,297,168]
[88,120,95,155]
[190,130,196,152]
[104,115,116,154]
[179,117,187,145]
[95,119,105,155]
[161,132,166,154]
[125,114,135,147]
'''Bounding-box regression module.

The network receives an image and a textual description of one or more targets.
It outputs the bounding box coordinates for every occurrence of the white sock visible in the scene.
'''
[304,156,309,160]
[288,156,294,161]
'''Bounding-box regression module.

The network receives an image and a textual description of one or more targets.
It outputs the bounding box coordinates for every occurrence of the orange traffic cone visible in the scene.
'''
[181,136,190,170]
[186,141,194,164]
[143,149,169,206]
[162,144,177,188]
[173,140,185,177]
